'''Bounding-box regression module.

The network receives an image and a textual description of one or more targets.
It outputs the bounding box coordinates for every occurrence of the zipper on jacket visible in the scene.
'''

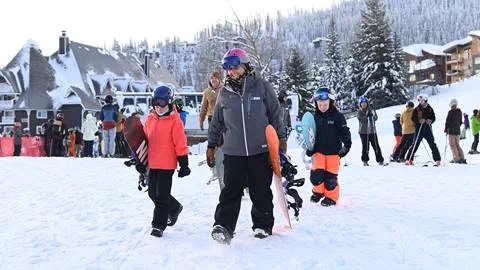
[240,79,249,156]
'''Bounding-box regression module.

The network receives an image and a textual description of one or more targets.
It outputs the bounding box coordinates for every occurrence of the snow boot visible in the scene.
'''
[150,227,163,238]
[468,150,480,154]
[321,197,336,207]
[363,161,369,166]
[211,225,232,245]
[253,228,272,239]
[310,192,324,203]
[405,160,413,166]
[167,204,183,227]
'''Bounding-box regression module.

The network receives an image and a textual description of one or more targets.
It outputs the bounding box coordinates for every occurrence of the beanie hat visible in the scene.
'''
[407,101,414,107]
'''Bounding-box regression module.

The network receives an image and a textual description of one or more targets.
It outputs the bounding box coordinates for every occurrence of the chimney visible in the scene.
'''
[142,53,150,78]
[59,30,70,55]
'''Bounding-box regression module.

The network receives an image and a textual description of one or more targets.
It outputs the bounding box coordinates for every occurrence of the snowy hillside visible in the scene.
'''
[1,77,480,269]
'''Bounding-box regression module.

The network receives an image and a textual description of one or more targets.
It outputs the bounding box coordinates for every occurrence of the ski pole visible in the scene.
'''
[408,123,424,162]
[442,133,448,166]
[422,140,433,163]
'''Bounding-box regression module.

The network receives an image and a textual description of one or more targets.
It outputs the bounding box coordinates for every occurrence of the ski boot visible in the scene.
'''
[167,204,183,227]
[150,227,163,237]
[253,228,272,239]
[321,197,336,207]
[310,192,324,203]
[211,225,232,244]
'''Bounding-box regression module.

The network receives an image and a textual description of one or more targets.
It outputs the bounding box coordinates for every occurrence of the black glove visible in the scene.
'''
[367,110,373,117]
[135,163,147,174]
[306,149,314,157]
[338,146,350,158]
[177,155,190,178]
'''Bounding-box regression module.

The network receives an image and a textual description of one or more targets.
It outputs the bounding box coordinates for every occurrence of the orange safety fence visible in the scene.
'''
[0,137,46,157]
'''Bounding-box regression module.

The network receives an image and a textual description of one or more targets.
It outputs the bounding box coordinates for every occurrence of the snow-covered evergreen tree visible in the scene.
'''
[355,0,408,108]
[322,18,346,101]
[286,47,311,116]
[389,32,409,101]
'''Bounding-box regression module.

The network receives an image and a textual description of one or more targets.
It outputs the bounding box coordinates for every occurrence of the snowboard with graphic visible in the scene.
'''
[123,116,148,167]
[265,125,292,230]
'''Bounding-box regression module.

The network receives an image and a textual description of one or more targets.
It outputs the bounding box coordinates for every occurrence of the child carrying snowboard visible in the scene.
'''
[307,88,351,207]
[138,85,191,237]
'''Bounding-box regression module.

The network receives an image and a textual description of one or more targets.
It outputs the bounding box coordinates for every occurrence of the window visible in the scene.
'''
[409,74,416,82]
[430,73,435,80]
[409,60,416,69]
[475,57,480,65]
[464,48,471,60]
[4,111,14,117]
[3,126,14,135]
[36,110,48,119]
[36,125,43,135]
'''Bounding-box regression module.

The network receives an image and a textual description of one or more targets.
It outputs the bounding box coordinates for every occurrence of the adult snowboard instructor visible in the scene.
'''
[307,88,352,207]
[206,48,286,244]
[405,94,441,166]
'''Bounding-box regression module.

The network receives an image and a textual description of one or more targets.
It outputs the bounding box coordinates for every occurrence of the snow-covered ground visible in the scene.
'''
[1,77,479,270]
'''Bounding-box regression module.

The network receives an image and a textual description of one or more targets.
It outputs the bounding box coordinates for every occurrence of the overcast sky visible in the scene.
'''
[1,0,339,66]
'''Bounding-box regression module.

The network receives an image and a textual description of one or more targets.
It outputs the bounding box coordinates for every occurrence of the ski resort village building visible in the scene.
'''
[404,30,480,86]
[0,31,176,136]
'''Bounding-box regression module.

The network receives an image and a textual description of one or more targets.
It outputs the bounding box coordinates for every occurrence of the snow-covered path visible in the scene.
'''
[1,77,480,269]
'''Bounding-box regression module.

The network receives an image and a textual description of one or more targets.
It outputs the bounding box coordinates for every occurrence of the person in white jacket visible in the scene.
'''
[81,114,98,157]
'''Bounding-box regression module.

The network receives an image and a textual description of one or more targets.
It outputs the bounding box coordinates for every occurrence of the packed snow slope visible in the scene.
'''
[1,76,480,270]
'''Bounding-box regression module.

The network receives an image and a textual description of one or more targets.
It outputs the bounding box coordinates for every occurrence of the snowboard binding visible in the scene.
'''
[279,151,305,221]
[124,157,149,192]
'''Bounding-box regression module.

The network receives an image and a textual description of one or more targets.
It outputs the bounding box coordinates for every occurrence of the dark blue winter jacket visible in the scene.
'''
[312,105,352,155]
[392,118,401,136]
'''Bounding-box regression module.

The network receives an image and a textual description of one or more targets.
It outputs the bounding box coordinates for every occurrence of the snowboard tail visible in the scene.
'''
[265,125,292,229]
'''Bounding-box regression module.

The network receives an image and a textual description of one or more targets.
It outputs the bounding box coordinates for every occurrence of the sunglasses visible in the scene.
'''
[222,55,242,70]
[152,97,169,107]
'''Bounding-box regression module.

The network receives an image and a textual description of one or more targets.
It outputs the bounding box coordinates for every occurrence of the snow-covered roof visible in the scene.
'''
[0,83,13,93]
[442,36,473,52]
[468,31,480,38]
[13,44,55,110]
[403,44,445,57]
[414,59,436,71]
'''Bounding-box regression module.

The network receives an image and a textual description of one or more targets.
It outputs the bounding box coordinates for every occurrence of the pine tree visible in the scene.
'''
[389,32,409,102]
[355,0,408,108]
[322,18,347,107]
[345,36,363,112]
[286,47,311,116]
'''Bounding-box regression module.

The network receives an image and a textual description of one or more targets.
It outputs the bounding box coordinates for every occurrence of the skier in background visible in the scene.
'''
[469,109,480,154]
[357,96,384,166]
[391,101,416,162]
[405,94,441,166]
[391,113,402,160]
[444,98,466,164]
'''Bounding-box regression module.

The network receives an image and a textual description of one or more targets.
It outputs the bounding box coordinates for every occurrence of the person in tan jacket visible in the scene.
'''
[199,71,222,130]
[391,101,416,162]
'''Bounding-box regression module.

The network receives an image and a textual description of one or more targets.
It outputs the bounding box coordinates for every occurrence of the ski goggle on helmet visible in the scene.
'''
[358,96,368,104]
[151,86,173,107]
[417,94,428,102]
[222,48,250,70]
[313,87,334,101]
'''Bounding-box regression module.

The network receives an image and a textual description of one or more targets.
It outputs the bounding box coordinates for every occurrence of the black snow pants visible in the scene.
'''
[406,124,441,162]
[213,152,274,235]
[148,169,182,230]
